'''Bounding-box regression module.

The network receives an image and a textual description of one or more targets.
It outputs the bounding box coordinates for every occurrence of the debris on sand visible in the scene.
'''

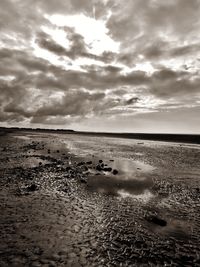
[77,161,85,166]
[146,215,167,227]
[96,164,103,172]
[26,184,38,192]
[80,178,87,184]
[112,169,118,175]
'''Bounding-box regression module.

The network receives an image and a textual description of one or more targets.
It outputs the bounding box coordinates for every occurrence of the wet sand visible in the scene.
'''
[0,130,200,266]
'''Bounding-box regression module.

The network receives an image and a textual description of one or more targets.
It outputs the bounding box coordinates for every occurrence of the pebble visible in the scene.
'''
[113,169,118,175]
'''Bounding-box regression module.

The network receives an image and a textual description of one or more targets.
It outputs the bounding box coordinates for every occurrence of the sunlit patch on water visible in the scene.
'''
[63,138,155,202]
[134,152,144,156]
[87,174,154,199]
[86,158,155,202]
[151,218,191,240]
[110,158,154,176]
[117,189,154,203]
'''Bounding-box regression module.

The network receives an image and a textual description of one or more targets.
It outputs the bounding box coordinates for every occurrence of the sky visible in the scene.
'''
[0,0,200,133]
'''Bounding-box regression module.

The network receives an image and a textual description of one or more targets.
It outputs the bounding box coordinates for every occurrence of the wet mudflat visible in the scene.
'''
[0,131,200,266]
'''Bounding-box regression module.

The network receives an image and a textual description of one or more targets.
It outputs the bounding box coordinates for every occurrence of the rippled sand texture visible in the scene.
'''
[0,131,200,266]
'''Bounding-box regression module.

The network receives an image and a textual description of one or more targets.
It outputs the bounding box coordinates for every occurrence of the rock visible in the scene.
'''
[77,162,85,166]
[27,184,38,192]
[86,161,92,165]
[113,169,118,175]
[96,165,102,171]
[146,215,167,227]
[80,178,87,184]
[99,160,103,163]
[84,166,88,171]
[57,150,60,153]
[39,162,42,166]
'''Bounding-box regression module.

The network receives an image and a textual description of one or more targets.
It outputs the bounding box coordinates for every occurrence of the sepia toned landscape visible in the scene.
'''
[1,0,200,266]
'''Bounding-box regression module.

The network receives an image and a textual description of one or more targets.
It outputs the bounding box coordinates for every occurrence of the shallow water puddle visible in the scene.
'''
[117,189,154,203]
[150,218,191,240]
[111,158,154,176]
[87,158,155,202]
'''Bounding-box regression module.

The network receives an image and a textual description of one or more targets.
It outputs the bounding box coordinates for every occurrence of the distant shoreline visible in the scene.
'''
[0,126,200,144]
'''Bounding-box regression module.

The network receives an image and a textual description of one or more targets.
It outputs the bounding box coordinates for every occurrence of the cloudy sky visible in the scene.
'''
[0,0,200,133]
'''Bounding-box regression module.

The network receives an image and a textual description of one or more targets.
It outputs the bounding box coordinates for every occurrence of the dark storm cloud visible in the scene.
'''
[150,68,200,98]
[3,104,32,118]
[32,91,106,118]
[36,32,67,56]
[126,97,139,105]
[106,0,200,66]
[0,0,94,34]
[107,0,200,43]
[118,42,200,66]
[0,45,199,125]
[0,48,53,78]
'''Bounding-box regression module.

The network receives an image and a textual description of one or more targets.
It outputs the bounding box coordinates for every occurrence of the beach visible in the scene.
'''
[0,130,200,266]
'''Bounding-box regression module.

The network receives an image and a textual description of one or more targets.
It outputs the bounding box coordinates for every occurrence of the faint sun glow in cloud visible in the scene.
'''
[46,13,120,55]
[1,0,200,133]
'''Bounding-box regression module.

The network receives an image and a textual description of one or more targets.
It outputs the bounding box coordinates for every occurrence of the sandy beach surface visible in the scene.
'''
[0,130,200,266]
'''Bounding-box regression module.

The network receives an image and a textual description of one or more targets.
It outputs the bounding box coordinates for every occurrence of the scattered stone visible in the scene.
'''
[80,178,87,184]
[84,166,88,171]
[146,215,167,227]
[77,162,85,166]
[96,165,102,172]
[113,169,118,175]
[27,184,38,192]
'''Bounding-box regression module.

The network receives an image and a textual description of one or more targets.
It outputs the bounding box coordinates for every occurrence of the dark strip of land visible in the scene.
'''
[0,127,200,144]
